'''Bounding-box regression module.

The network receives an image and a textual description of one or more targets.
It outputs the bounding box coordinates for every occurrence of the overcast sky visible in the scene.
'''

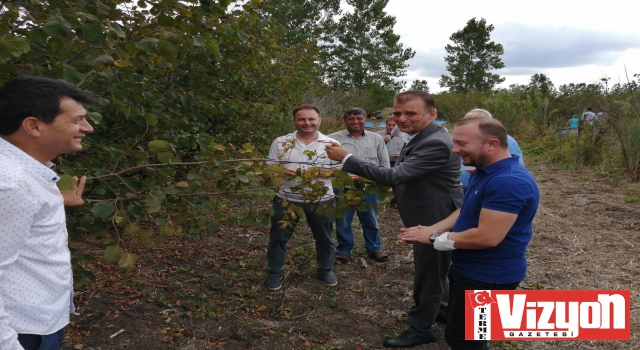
[343,0,640,92]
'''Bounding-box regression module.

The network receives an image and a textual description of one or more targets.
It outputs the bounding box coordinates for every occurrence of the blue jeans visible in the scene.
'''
[335,191,381,255]
[267,195,335,278]
[18,328,64,350]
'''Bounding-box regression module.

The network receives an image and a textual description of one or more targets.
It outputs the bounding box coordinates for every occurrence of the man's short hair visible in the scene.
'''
[464,108,492,119]
[394,90,435,111]
[0,76,96,136]
[455,116,508,149]
[343,107,366,119]
[385,116,394,124]
[292,105,320,118]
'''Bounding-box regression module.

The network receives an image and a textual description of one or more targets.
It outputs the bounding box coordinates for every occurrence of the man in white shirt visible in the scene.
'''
[581,107,597,126]
[265,105,340,290]
[0,76,95,350]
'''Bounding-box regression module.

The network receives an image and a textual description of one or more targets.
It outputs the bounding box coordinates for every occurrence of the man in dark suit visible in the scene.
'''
[326,90,463,348]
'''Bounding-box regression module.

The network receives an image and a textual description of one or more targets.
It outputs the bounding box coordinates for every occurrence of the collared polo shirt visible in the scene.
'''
[452,156,540,284]
[0,138,74,347]
[266,131,339,202]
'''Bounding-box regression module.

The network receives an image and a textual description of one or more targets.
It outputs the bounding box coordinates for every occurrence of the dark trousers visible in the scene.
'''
[445,270,520,350]
[267,195,335,277]
[18,328,64,350]
[407,243,451,336]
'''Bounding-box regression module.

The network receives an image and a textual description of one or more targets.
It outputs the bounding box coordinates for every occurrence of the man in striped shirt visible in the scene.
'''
[329,108,390,263]
[265,105,340,290]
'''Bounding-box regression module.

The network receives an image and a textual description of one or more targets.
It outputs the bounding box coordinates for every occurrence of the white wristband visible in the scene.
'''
[433,231,456,251]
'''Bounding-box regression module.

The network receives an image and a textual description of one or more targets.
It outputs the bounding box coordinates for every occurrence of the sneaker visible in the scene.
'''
[318,271,338,287]
[266,275,282,291]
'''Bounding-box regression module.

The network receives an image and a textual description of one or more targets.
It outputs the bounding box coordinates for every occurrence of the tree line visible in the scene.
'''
[1,0,639,278]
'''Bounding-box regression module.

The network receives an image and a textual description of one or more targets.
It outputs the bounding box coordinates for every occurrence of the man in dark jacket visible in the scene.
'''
[326,90,463,348]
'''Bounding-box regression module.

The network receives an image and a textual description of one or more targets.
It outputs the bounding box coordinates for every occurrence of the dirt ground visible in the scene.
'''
[64,159,640,350]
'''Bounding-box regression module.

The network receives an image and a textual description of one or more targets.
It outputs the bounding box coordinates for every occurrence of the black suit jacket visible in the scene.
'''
[342,121,463,227]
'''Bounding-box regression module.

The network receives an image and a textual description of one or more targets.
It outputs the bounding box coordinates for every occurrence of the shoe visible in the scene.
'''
[318,271,338,287]
[266,275,282,291]
[436,313,447,323]
[382,331,437,348]
[335,253,351,264]
[368,250,390,262]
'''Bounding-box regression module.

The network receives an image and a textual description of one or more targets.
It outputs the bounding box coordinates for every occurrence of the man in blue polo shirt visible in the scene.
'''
[398,114,540,350]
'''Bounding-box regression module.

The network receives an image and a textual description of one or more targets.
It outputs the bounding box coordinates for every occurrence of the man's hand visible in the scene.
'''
[465,166,476,174]
[398,225,437,244]
[325,142,349,162]
[383,135,391,143]
[60,176,87,207]
[283,166,299,177]
[349,174,361,181]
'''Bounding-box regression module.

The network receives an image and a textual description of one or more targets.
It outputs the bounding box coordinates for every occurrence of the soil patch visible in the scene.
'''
[64,160,640,349]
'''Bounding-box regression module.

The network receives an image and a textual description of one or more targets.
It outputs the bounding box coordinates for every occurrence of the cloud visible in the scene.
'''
[405,49,447,78]
[404,23,640,86]
[494,23,640,69]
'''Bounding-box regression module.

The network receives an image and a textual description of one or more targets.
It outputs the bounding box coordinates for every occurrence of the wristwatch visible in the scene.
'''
[429,232,441,244]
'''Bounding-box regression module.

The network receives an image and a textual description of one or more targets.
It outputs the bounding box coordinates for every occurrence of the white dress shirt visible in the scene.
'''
[0,138,74,349]
[266,131,340,202]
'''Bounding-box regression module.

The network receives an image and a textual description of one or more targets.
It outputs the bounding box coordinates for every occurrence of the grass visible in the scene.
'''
[623,197,640,204]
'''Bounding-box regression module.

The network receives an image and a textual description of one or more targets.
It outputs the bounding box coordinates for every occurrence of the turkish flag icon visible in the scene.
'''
[468,290,496,308]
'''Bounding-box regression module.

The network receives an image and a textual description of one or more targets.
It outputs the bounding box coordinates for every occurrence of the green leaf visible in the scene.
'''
[56,174,75,191]
[148,140,171,152]
[42,16,71,37]
[236,170,249,183]
[127,205,144,217]
[106,21,126,38]
[160,225,175,237]
[158,15,175,26]
[157,40,177,59]
[240,211,256,225]
[207,222,220,233]
[135,37,159,52]
[146,205,161,214]
[143,113,158,126]
[78,22,103,44]
[104,245,124,264]
[87,54,114,66]
[118,253,139,269]
[0,35,30,60]
[124,224,141,236]
[91,201,115,219]
[137,230,151,246]
[237,31,250,42]
[63,64,84,84]
[157,152,172,163]
[87,112,103,125]
[163,185,179,194]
